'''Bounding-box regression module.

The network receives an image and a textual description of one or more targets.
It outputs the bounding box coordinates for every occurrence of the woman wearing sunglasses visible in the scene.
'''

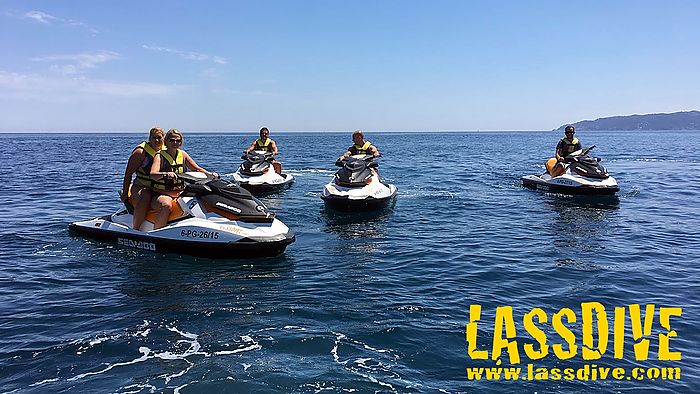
[150,129,219,229]
[120,127,165,230]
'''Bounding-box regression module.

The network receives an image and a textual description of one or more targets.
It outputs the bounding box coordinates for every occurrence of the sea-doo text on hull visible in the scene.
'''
[232,151,293,193]
[522,146,619,195]
[321,155,397,211]
[69,172,295,258]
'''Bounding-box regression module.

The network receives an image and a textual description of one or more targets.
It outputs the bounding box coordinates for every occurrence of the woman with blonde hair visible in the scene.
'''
[120,127,164,230]
[150,129,218,229]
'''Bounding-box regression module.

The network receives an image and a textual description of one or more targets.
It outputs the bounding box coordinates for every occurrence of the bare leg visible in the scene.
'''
[132,185,151,230]
[151,194,173,230]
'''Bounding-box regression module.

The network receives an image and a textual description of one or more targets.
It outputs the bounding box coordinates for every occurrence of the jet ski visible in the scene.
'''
[69,172,295,258]
[521,146,619,195]
[321,154,397,211]
[232,151,293,193]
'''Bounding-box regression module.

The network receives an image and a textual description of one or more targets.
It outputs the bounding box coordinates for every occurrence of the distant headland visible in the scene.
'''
[555,110,700,131]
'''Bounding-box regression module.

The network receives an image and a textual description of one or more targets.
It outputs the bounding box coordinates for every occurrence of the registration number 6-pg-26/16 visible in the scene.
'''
[180,230,220,239]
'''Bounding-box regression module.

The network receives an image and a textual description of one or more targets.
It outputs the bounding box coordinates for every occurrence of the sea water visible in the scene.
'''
[0,131,698,392]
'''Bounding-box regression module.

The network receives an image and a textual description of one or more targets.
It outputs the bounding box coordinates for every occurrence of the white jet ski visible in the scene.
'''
[69,172,295,258]
[321,154,397,211]
[232,151,293,194]
[521,146,619,195]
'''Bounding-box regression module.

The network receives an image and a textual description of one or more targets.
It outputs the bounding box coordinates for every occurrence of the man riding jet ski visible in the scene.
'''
[235,127,293,193]
[233,150,293,193]
[521,145,619,195]
[69,172,295,258]
[321,130,397,211]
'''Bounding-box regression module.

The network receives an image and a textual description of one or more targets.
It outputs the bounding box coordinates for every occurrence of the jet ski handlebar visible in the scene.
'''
[335,154,380,167]
[242,151,275,161]
[564,145,597,163]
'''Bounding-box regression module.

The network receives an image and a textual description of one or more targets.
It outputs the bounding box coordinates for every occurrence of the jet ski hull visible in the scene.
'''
[70,175,295,259]
[521,175,619,195]
[233,172,294,194]
[321,181,397,212]
[321,193,395,211]
[69,216,295,259]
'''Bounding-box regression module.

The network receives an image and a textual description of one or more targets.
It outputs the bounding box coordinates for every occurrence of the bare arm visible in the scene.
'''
[270,140,279,155]
[150,153,168,181]
[121,149,145,200]
[370,145,380,157]
[244,140,257,154]
[555,142,565,162]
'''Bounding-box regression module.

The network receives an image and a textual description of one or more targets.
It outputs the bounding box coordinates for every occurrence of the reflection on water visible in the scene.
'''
[321,207,393,240]
[321,207,395,254]
[543,195,620,270]
[118,254,295,315]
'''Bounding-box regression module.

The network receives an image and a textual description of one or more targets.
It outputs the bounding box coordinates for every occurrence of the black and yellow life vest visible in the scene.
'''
[348,141,373,155]
[255,138,274,152]
[152,149,186,191]
[134,141,161,187]
[559,137,580,155]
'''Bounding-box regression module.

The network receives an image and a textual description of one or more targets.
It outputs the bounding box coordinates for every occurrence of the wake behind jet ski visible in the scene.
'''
[521,145,619,195]
[321,154,397,211]
[70,172,295,258]
[233,150,293,193]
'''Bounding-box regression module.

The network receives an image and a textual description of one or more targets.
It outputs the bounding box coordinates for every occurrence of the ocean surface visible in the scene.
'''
[0,131,698,393]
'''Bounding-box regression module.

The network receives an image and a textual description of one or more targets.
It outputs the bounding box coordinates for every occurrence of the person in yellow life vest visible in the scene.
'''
[244,127,282,174]
[120,127,164,230]
[547,125,582,177]
[338,130,381,176]
[339,130,380,160]
[150,129,219,230]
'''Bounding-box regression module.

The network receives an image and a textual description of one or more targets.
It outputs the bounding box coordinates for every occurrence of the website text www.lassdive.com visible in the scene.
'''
[465,303,683,382]
[466,364,681,381]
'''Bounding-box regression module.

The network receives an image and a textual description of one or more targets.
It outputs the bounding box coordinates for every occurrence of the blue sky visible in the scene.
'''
[1,1,698,131]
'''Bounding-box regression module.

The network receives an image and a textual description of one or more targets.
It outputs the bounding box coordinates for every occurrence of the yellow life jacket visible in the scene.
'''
[152,149,186,191]
[349,141,372,155]
[559,137,580,154]
[134,141,162,187]
[255,138,274,152]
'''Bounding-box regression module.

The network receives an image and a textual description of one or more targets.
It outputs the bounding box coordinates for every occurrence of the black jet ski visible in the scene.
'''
[522,146,619,195]
[232,151,293,193]
[321,154,397,211]
[69,172,295,258]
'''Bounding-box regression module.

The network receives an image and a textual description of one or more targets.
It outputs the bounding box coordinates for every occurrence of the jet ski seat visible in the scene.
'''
[127,185,187,225]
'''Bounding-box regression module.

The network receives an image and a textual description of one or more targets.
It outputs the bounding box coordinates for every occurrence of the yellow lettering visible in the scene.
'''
[552,308,577,359]
[550,368,562,380]
[614,306,625,359]
[466,304,488,360]
[523,308,548,360]
[612,367,624,379]
[564,368,575,380]
[581,302,608,360]
[534,367,548,379]
[492,306,520,364]
[629,304,655,360]
[658,307,682,361]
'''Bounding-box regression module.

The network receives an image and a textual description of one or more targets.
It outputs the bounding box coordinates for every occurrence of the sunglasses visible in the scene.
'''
[151,135,163,140]
[168,138,182,143]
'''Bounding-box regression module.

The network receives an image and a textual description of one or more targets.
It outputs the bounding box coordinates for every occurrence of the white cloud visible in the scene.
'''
[23,10,98,34]
[30,51,121,75]
[24,10,57,24]
[142,44,228,65]
[0,70,181,101]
